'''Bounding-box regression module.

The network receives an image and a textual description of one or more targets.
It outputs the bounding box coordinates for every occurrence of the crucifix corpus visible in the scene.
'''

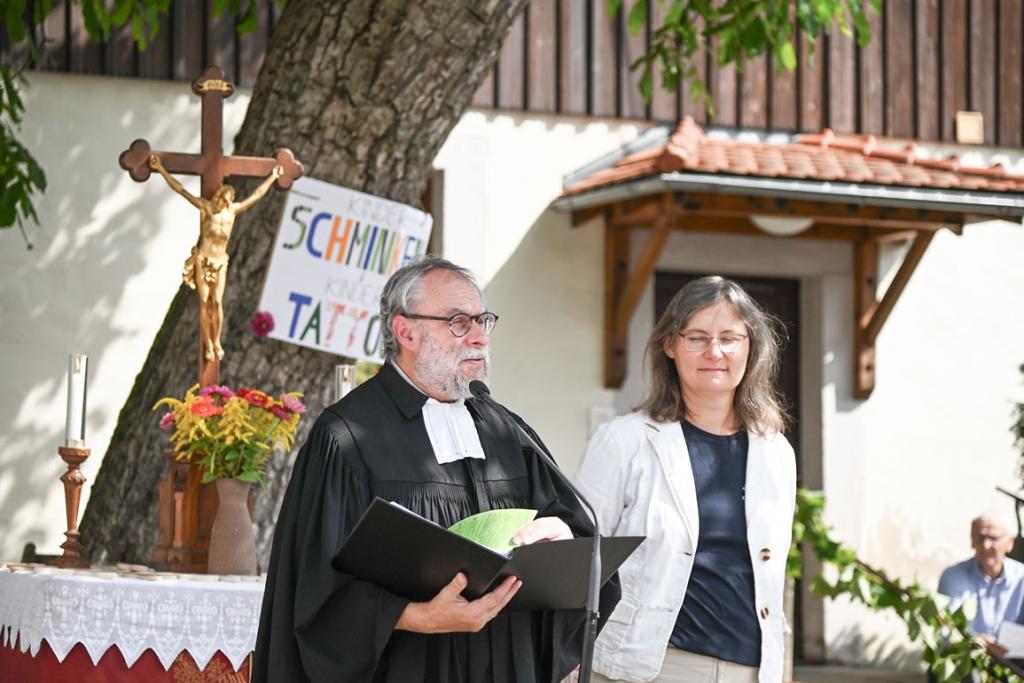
[119,66,303,386]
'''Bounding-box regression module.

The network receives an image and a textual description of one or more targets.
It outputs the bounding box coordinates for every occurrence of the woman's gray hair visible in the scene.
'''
[378,255,483,361]
[636,275,790,436]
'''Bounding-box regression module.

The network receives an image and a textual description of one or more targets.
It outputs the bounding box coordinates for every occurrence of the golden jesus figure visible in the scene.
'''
[149,155,284,361]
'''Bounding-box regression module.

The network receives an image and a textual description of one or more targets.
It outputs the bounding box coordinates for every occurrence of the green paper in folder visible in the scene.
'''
[447,508,537,553]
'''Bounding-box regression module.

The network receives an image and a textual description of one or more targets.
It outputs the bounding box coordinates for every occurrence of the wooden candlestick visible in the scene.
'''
[53,446,91,569]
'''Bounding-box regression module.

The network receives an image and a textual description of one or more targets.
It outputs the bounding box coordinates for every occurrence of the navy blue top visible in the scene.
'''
[669,420,761,667]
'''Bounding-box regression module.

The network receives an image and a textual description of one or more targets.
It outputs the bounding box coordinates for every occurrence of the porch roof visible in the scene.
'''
[553,119,1024,220]
[554,119,1024,399]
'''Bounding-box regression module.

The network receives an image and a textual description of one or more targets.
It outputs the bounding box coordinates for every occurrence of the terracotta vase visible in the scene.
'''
[207,478,257,575]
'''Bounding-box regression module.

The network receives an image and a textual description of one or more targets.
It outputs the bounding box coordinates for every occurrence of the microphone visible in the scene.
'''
[468,381,600,531]
[468,380,603,683]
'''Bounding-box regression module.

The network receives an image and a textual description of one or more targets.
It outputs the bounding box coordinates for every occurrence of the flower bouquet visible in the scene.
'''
[154,384,306,575]
[154,384,306,486]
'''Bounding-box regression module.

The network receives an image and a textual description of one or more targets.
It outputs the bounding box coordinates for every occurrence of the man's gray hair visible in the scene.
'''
[973,510,1016,536]
[378,255,483,361]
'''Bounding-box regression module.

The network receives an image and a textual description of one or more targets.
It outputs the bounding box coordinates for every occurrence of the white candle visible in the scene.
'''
[335,363,356,402]
[65,354,88,447]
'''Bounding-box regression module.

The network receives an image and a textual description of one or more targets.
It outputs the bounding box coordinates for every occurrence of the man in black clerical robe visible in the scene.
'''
[253,257,619,683]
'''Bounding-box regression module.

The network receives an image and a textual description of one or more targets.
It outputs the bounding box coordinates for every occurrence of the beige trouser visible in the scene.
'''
[586,647,759,683]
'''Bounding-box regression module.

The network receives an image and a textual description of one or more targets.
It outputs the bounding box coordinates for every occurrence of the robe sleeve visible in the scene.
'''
[252,411,410,683]
[507,410,623,682]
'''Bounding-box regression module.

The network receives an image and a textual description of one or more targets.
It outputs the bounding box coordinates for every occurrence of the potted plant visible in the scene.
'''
[154,384,305,574]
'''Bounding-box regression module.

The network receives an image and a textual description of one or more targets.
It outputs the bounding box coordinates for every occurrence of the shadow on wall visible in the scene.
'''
[0,74,231,560]
[828,622,925,672]
[482,203,608,475]
[862,503,968,584]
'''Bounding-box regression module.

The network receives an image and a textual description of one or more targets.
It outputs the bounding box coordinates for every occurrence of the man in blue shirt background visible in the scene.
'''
[938,512,1024,666]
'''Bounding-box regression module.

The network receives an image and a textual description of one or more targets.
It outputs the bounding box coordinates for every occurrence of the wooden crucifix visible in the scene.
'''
[119,66,303,387]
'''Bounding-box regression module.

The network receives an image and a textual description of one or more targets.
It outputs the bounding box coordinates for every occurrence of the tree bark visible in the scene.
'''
[79,0,526,565]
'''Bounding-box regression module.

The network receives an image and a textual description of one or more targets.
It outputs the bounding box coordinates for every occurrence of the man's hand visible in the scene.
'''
[980,634,1009,658]
[513,516,573,545]
[395,573,521,634]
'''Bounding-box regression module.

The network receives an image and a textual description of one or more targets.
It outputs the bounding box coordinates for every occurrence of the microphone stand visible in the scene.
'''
[469,381,602,683]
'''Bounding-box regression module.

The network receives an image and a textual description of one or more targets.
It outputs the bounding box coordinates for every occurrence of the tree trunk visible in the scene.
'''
[79,0,526,565]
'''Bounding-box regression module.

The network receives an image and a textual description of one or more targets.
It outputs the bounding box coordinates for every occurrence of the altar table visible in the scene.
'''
[0,565,264,682]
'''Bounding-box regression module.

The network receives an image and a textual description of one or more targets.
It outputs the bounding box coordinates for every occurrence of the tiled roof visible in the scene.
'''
[561,118,1024,197]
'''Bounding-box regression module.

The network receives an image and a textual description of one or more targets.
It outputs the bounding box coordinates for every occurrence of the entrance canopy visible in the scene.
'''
[552,119,1024,397]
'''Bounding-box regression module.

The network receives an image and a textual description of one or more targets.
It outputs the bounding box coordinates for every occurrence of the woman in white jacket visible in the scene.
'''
[574,276,795,683]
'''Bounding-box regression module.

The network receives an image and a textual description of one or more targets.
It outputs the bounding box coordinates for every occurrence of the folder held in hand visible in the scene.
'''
[331,498,643,610]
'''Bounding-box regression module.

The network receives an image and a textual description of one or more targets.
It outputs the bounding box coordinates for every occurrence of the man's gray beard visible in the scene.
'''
[414,335,490,400]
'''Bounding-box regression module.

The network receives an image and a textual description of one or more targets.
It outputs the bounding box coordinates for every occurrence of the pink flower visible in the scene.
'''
[251,311,274,337]
[269,404,292,420]
[159,412,176,431]
[198,385,235,400]
[281,394,306,414]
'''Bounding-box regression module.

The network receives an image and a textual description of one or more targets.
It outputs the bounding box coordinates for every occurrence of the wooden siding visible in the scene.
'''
[4,0,1022,146]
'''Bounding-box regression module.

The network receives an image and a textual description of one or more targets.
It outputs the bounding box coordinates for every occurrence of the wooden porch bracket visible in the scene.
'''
[604,211,672,388]
[853,230,936,398]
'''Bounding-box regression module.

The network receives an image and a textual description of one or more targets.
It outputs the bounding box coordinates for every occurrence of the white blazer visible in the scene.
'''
[573,412,796,683]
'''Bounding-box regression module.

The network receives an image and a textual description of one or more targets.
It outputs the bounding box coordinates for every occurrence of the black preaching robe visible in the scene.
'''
[252,363,619,683]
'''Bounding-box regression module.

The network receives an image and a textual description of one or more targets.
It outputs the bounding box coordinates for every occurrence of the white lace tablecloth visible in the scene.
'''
[0,567,265,671]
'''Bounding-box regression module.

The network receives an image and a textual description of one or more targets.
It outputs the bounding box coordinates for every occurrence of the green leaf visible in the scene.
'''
[934,658,955,683]
[607,0,623,18]
[28,159,45,190]
[665,0,684,26]
[111,0,133,26]
[80,0,103,42]
[810,573,837,598]
[919,597,940,622]
[638,66,652,103]
[130,12,147,51]
[627,0,647,36]
[846,0,872,44]
[835,547,858,566]
[32,0,53,26]
[777,41,797,71]
[0,188,16,226]
[740,18,768,56]
[836,8,853,38]
[6,0,28,44]
[662,63,679,91]
[949,656,973,682]
[235,470,261,484]
[237,6,258,34]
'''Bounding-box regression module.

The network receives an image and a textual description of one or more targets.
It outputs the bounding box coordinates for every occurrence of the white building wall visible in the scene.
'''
[433,110,647,473]
[3,73,1024,670]
[437,116,1024,667]
[0,73,250,564]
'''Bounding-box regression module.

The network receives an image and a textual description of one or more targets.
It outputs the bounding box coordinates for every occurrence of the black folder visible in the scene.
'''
[331,498,644,610]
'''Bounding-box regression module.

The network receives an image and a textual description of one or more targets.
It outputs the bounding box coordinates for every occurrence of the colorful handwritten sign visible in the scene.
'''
[257,177,432,362]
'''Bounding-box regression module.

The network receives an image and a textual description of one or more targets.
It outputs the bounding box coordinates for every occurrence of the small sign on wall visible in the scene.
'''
[955,111,984,145]
[257,177,432,362]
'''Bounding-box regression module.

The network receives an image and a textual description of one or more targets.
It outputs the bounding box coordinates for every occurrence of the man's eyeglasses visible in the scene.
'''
[404,311,499,337]
[678,333,748,353]
[974,533,1008,545]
